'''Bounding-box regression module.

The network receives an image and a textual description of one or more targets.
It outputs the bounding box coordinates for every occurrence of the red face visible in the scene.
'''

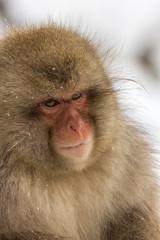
[36,92,93,161]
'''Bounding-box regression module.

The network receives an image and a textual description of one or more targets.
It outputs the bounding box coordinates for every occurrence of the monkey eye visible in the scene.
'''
[71,92,82,101]
[44,99,59,108]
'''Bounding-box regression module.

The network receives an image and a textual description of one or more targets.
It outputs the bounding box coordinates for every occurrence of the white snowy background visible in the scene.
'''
[0,0,160,160]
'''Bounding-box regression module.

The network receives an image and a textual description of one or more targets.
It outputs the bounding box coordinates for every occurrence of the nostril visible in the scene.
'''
[70,125,77,131]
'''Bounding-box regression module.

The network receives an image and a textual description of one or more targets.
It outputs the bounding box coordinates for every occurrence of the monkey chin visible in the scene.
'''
[57,139,93,163]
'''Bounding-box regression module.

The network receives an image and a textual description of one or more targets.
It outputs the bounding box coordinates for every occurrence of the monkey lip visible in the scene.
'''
[58,139,92,159]
[61,142,85,149]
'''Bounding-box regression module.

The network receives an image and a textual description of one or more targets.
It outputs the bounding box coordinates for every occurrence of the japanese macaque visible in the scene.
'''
[0,24,159,240]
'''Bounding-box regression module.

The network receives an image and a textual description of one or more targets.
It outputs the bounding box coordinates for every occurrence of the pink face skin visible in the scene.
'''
[36,92,93,160]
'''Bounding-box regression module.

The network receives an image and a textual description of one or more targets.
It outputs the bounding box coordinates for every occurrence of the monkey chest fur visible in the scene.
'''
[16,173,110,240]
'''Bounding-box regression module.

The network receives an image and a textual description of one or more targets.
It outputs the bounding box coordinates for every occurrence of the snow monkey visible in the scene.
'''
[0,24,159,240]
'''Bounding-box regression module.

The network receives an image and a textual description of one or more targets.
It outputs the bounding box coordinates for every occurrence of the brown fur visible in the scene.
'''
[0,24,159,240]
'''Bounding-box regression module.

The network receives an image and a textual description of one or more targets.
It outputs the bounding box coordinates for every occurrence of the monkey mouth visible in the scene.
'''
[60,137,91,149]
[60,142,84,149]
[58,139,92,159]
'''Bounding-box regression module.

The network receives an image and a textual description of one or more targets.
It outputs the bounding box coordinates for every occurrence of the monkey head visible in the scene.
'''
[0,25,117,173]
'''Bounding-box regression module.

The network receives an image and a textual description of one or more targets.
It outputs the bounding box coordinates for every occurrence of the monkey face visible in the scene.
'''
[35,91,93,162]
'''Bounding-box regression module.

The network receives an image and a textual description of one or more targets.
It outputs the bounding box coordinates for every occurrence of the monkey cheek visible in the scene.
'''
[56,139,93,161]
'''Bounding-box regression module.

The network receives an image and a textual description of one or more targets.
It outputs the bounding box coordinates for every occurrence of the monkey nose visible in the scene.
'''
[68,119,82,134]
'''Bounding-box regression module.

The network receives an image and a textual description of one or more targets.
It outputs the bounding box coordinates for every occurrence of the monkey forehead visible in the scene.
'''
[0,25,106,91]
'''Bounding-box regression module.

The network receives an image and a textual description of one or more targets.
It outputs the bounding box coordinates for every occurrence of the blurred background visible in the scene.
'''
[0,0,160,152]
